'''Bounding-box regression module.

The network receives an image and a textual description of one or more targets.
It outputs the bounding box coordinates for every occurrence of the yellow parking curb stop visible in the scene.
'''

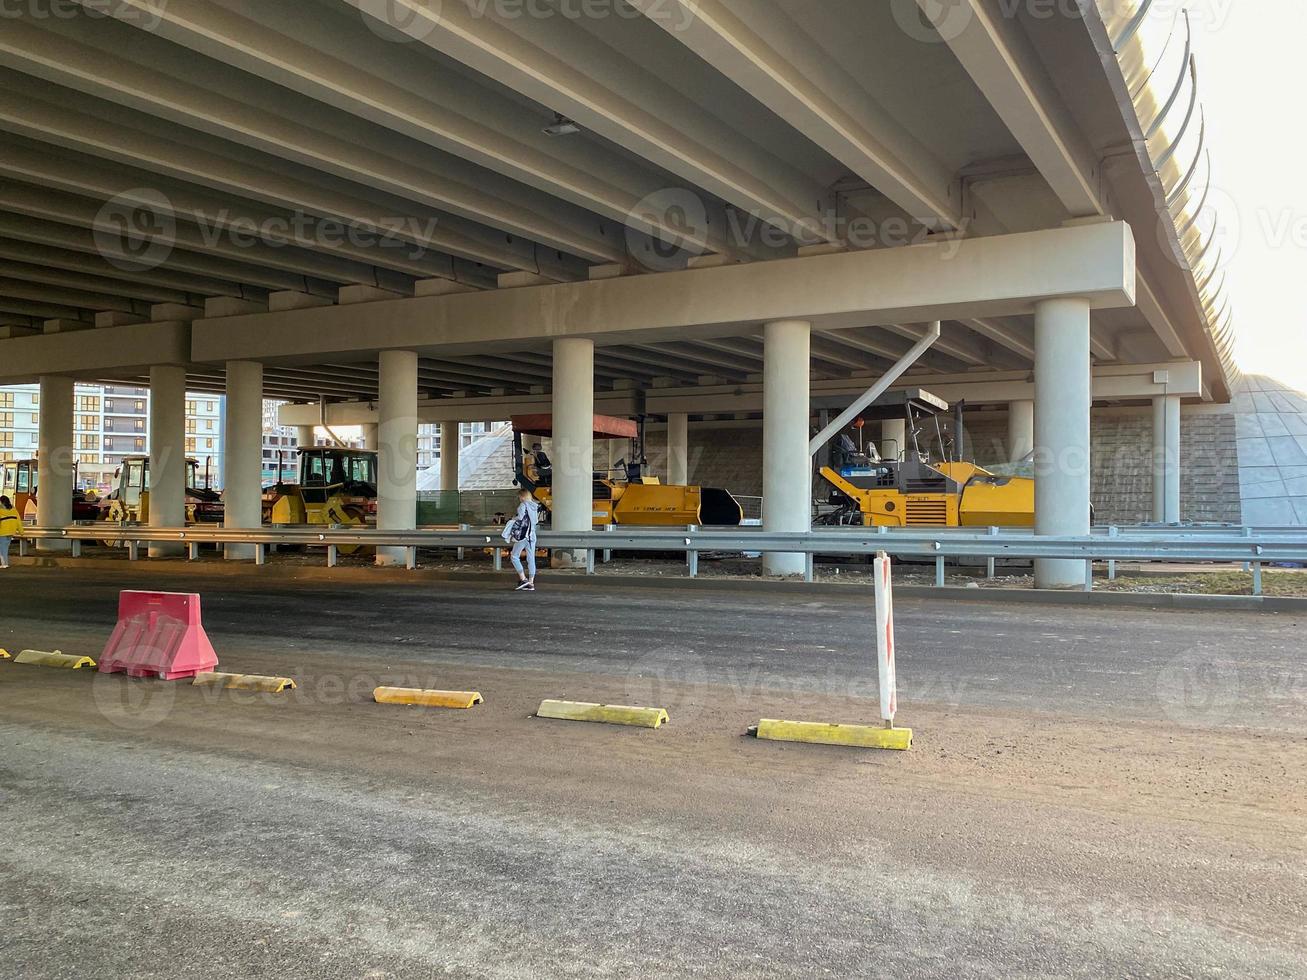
[193,672,297,693]
[536,699,669,729]
[14,649,97,670]
[750,718,912,751]
[373,687,483,709]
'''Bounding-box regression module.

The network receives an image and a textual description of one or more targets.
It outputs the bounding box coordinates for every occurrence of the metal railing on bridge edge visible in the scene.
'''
[14,523,1307,595]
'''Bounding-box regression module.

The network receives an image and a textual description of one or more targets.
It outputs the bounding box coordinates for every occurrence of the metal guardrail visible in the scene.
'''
[14,522,1307,594]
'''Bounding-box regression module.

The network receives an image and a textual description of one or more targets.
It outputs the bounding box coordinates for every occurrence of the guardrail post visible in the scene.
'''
[128,541,139,561]
[327,544,338,568]
[1107,526,1118,581]
[457,523,468,561]
[1252,561,1263,596]
[1083,559,1094,593]
[586,548,595,575]
[187,542,199,561]
[603,523,613,563]
[493,545,502,572]
[686,524,698,578]
[406,546,417,570]
[986,526,998,579]
[254,543,266,566]
[934,555,944,587]
[804,551,814,583]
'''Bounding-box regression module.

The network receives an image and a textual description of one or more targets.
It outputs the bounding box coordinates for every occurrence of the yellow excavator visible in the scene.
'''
[512,413,743,526]
[816,390,1035,528]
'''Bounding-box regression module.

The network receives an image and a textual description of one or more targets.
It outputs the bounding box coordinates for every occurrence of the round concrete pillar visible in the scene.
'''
[763,319,811,577]
[376,350,418,567]
[552,338,594,562]
[440,421,460,493]
[223,360,263,560]
[1152,394,1181,524]
[1008,399,1034,462]
[148,364,188,558]
[1033,298,1092,589]
[666,412,688,485]
[880,419,906,462]
[361,423,379,452]
[35,375,74,552]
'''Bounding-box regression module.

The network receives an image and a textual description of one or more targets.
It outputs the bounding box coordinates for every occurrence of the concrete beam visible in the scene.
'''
[631,0,962,231]
[921,0,1103,216]
[0,321,191,384]
[194,222,1136,364]
[0,17,612,270]
[338,0,830,246]
[279,390,644,428]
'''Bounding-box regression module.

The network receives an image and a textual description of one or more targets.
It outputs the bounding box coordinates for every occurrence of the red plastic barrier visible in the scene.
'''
[98,591,219,680]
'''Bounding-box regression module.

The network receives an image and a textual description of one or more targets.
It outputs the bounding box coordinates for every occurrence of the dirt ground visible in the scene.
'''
[1,565,1304,977]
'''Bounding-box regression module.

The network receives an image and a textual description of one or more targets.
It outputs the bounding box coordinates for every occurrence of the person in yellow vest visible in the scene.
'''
[0,494,22,570]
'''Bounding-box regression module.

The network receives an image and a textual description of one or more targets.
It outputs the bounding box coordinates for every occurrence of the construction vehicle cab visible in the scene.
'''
[816,389,1035,528]
[265,445,378,529]
[2,457,105,523]
[511,413,742,527]
[101,456,224,525]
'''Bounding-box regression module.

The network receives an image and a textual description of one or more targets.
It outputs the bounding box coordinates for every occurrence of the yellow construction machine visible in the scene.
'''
[1,457,103,522]
[512,413,743,527]
[816,390,1034,528]
[264,446,378,553]
[98,456,224,546]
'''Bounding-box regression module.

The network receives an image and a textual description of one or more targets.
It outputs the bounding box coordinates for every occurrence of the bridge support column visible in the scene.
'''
[763,319,811,577]
[223,360,263,560]
[667,412,688,485]
[148,364,187,558]
[552,337,594,565]
[35,374,73,552]
[880,418,906,461]
[361,423,379,451]
[376,350,417,567]
[441,421,460,492]
[1033,298,1092,589]
[1152,394,1181,524]
[1008,399,1034,462]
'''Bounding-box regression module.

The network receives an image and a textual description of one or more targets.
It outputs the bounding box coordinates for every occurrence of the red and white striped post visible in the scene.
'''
[873,551,897,727]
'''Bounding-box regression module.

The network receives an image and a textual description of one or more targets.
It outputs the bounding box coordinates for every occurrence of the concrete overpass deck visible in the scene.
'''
[2,569,1304,977]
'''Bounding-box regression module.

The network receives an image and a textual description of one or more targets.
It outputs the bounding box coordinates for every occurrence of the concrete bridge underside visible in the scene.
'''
[0,1,1230,588]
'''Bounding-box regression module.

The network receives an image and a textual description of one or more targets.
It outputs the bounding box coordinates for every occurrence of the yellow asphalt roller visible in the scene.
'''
[193,672,298,693]
[373,687,483,709]
[751,718,912,751]
[536,699,669,729]
[14,649,96,670]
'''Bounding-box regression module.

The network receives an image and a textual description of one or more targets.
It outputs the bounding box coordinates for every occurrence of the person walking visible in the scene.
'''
[501,487,541,591]
[0,495,22,570]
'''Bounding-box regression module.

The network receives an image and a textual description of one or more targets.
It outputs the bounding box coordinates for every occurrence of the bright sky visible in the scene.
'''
[1145,1,1307,390]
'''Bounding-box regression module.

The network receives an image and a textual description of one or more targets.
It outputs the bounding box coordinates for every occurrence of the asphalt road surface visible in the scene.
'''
[1,564,1304,978]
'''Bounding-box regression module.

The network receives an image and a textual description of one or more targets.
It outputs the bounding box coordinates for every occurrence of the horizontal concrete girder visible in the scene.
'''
[630,0,963,231]
[0,321,190,383]
[279,390,644,428]
[922,0,1103,217]
[277,360,1202,428]
[340,0,831,245]
[100,0,768,264]
[0,15,614,270]
[192,222,1137,365]
[642,361,1203,416]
